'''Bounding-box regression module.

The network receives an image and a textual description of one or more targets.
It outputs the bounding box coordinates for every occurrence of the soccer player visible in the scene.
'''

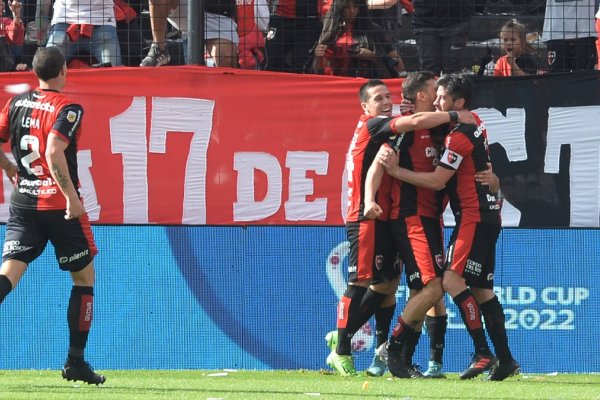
[0,47,106,385]
[363,71,452,379]
[377,73,520,381]
[327,79,473,376]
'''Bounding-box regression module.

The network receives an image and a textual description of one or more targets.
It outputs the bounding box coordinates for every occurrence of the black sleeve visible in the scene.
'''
[516,54,538,75]
[52,104,84,142]
[366,116,412,150]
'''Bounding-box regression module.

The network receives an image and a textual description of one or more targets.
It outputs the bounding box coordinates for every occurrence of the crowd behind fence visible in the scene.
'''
[0,0,598,77]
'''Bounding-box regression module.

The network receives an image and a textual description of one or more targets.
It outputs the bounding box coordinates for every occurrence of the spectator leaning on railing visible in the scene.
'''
[0,0,25,72]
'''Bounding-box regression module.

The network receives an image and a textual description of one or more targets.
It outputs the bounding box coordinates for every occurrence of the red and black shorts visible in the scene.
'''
[390,215,444,290]
[346,219,399,284]
[445,220,501,289]
[2,206,98,272]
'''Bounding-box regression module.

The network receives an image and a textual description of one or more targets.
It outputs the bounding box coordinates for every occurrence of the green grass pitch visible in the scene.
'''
[0,370,598,400]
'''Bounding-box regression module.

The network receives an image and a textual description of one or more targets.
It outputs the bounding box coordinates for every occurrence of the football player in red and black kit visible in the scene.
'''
[327,79,473,376]
[0,47,105,385]
[378,74,519,381]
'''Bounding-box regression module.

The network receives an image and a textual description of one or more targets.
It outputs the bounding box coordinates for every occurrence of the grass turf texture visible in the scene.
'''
[0,370,598,399]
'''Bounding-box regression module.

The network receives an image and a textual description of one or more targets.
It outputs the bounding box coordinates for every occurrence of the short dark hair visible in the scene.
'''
[401,70,436,102]
[359,79,386,102]
[32,47,65,82]
[435,73,472,108]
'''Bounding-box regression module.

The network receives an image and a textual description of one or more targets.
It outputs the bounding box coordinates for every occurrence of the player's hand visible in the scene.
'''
[4,162,18,185]
[363,201,382,220]
[475,162,500,192]
[65,197,85,220]
[399,98,415,116]
[376,146,399,172]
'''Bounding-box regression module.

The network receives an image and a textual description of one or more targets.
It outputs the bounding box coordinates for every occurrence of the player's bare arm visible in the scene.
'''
[46,133,85,220]
[364,150,385,220]
[475,162,500,193]
[392,110,475,133]
[377,146,454,191]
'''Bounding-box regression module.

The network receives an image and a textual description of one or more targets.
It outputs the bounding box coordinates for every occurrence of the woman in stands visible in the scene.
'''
[309,0,404,78]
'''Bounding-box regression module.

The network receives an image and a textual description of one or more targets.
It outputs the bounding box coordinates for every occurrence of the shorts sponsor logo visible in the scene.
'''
[59,249,89,264]
[465,259,482,276]
[347,264,357,273]
[409,271,420,282]
[487,273,494,281]
[2,240,27,256]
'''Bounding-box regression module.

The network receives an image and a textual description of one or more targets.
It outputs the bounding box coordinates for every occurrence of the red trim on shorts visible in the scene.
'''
[405,215,436,286]
[79,211,98,258]
[356,220,375,281]
[448,221,477,277]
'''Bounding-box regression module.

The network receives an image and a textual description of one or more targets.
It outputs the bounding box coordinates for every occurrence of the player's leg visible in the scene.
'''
[423,299,447,378]
[0,260,28,303]
[443,222,497,380]
[48,211,105,385]
[471,225,519,381]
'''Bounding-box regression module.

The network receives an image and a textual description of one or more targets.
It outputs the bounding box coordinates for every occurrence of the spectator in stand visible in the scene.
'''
[542,0,596,73]
[411,0,474,76]
[265,0,322,73]
[310,0,404,78]
[366,0,413,58]
[46,0,122,67]
[494,19,538,77]
[163,0,239,68]
[236,0,269,69]
[115,0,144,67]
[0,0,25,72]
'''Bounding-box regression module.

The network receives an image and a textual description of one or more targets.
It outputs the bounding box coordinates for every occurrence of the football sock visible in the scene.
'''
[353,288,387,331]
[401,328,422,366]
[67,286,94,358]
[480,295,513,363]
[374,303,396,349]
[336,285,367,356]
[425,314,447,364]
[0,274,13,304]
[388,316,415,351]
[453,289,491,355]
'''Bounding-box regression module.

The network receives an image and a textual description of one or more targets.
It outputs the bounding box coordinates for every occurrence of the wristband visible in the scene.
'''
[448,111,458,122]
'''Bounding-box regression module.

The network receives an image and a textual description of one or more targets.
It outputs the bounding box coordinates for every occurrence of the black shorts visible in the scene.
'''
[445,221,500,289]
[346,219,400,284]
[390,215,444,290]
[2,206,98,272]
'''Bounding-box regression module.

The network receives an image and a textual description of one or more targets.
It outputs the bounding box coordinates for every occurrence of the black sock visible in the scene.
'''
[67,286,94,359]
[353,288,388,331]
[0,274,13,304]
[336,285,367,355]
[401,329,422,366]
[425,315,447,364]
[480,296,513,363]
[453,289,490,355]
[374,304,396,349]
[388,316,416,351]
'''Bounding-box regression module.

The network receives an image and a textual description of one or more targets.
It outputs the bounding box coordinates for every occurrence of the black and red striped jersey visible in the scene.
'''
[438,113,501,224]
[389,127,446,219]
[0,88,83,210]
[345,114,403,222]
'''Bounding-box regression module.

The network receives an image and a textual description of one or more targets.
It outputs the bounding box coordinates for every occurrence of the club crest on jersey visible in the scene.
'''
[375,255,383,270]
[547,50,556,66]
[67,110,78,123]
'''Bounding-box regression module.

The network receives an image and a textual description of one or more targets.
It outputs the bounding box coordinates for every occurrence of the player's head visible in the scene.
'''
[32,47,67,86]
[359,79,392,117]
[402,70,436,112]
[434,73,472,112]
